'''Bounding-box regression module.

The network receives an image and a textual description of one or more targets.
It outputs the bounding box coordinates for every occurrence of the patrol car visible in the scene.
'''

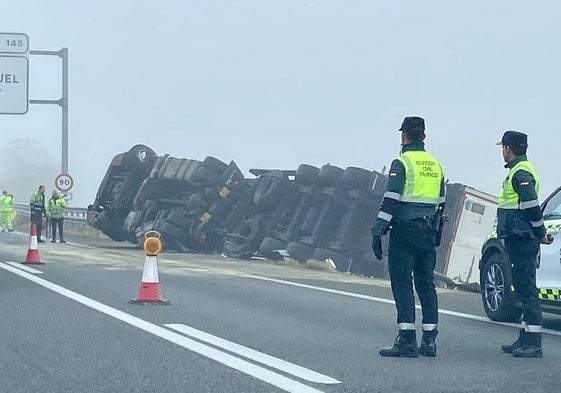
[479,185,561,321]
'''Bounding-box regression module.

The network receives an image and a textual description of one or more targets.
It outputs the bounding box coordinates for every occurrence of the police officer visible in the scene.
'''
[1,191,14,232]
[496,130,552,358]
[371,116,445,357]
[48,190,67,243]
[30,185,46,242]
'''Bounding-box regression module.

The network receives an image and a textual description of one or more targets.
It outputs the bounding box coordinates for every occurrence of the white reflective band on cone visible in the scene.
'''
[141,255,160,283]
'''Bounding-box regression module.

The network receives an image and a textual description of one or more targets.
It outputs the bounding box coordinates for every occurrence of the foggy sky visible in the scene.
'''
[1,0,560,207]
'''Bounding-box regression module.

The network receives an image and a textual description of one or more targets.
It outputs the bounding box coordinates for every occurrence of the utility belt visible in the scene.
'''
[392,215,435,227]
[392,214,446,247]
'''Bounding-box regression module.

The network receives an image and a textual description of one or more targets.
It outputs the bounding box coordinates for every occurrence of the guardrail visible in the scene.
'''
[13,203,104,237]
[14,203,87,221]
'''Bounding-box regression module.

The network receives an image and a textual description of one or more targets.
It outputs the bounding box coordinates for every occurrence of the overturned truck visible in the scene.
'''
[88,144,388,276]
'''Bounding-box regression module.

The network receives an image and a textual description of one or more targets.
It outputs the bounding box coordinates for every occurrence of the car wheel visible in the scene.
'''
[481,252,522,322]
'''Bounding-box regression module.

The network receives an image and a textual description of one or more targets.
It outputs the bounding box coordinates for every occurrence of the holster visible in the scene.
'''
[432,213,448,247]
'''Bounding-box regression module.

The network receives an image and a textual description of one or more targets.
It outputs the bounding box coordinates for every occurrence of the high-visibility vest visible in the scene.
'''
[0,195,13,212]
[498,160,540,209]
[397,150,444,205]
[48,198,67,219]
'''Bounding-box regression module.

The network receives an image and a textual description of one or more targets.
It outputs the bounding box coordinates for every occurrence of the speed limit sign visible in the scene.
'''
[55,173,74,192]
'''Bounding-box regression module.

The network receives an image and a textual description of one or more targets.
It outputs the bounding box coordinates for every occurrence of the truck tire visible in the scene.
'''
[295,164,319,185]
[286,241,314,263]
[203,156,228,174]
[122,144,157,171]
[317,164,344,187]
[311,248,346,270]
[161,157,184,180]
[341,167,374,190]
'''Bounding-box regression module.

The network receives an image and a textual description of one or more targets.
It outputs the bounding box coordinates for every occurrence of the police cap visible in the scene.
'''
[496,130,528,147]
[399,116,425,133]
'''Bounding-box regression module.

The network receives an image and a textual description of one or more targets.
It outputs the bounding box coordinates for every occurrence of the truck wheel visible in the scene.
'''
[481,252,522,322]
[311,248,345,270]
[317,164,344,187]
[341,167,374,190]
[286,242,314,263]
[203,156,228,174]
[295,164,319,185]
[122,144,157,171]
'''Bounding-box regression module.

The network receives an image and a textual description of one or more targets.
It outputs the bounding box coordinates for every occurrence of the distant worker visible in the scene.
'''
[1,191,14,232]
[496,131,553,358]
[0,191,6,228]
[30,185,47,242]
[48,190,67,243]
[371,116,446,357]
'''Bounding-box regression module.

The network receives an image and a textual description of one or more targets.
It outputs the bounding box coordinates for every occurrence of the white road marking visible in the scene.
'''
[0,261,327,393]
[165,323,340,385]
[5,262,43,274]
[251,276,561,337]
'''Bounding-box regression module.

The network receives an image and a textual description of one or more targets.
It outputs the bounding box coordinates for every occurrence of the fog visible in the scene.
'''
[1,0,560,207]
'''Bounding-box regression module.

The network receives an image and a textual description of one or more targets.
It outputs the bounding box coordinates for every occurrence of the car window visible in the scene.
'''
[542,188,561,219]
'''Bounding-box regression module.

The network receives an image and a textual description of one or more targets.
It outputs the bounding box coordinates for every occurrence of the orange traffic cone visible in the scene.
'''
[129,231,169,305]
[23,223,43,265]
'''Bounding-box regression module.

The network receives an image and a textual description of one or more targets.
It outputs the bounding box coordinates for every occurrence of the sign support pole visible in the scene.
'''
[29,48,69,174]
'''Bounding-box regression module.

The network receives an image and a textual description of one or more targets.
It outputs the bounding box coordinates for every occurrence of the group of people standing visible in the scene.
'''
[372,116,552,359]
[30,185,67,243]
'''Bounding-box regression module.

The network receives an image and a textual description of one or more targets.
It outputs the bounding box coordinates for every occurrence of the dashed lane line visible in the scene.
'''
[0,261,331,393]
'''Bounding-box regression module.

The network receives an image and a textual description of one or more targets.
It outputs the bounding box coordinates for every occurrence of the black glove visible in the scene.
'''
[372,236,383,260]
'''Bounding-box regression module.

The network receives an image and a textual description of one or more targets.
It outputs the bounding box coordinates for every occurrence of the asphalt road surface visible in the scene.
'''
[1,228,561,393]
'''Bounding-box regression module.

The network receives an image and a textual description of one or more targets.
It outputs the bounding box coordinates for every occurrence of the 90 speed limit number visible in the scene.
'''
[55,173,74,192]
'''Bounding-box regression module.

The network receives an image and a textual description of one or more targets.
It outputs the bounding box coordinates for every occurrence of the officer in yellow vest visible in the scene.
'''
[48,190,67,243]
[1,191,14,232]
[371,116,445,357]
[496,130,552,358]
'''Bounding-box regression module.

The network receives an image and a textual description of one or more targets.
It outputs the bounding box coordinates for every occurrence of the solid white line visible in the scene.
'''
[165,324,340,385]
[0,262,326,393]
[6,262,43,274]
[250,276,561,337]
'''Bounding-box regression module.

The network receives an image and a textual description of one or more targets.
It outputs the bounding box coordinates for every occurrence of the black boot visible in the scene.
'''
[512,333,542,358]
[419,329,438,357]
[501,329,525,353]
[379,330,419,357]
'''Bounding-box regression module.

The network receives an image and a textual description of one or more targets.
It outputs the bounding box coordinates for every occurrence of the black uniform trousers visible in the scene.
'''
[30,213,43,240]
[51,217,64,241]
[388,217,438,326]
[504,237,542,326]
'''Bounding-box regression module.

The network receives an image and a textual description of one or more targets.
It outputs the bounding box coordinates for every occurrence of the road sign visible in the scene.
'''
[0,33,29,54]
[55,173,74,192]
[60,192,72,201]
[0,55,29,114]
